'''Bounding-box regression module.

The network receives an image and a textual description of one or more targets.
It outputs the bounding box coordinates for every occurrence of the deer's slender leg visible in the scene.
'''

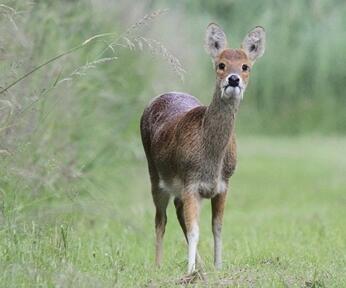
[152,188,170,267]
[211,191,227,269]
[174,197,188,241]
[174,197,205,269]
[182,192,200,274]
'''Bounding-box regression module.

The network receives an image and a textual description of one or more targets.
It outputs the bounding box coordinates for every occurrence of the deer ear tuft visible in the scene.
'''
[205,23,228,60]
[242,26,266,62]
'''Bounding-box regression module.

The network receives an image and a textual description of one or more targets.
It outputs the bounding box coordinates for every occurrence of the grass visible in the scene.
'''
[1,137,346,287]
[1,1,346,287]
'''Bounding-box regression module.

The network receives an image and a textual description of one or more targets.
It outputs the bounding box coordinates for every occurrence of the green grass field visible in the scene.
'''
[1,137,345,287]
[1,1,346,287]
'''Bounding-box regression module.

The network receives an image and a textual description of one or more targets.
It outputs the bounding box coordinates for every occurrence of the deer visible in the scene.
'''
[140,23,265,274]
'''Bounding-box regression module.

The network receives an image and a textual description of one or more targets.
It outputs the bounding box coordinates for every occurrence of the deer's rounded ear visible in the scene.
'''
[205,23,228,61]
[242,26,266,62]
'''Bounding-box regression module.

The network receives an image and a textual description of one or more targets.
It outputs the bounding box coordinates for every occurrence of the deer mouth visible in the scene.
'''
[222,85,243,100]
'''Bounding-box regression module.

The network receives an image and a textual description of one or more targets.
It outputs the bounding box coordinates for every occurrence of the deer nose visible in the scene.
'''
[228,75,240,87]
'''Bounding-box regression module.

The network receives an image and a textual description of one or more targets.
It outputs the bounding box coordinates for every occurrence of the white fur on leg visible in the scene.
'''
[213,222,222,269]
[187,223,199,274]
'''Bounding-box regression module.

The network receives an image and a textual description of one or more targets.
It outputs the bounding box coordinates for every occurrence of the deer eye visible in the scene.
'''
[218,63,225,70]
[242,64,249,72]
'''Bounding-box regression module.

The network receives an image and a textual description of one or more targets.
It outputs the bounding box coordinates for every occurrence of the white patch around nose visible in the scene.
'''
[221,74,244,101]
[224,86,241,98]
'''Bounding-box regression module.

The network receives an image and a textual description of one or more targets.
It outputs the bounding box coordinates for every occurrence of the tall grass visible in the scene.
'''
[0,0,345,238]
[0,1,179,226]
[0,1,344,210]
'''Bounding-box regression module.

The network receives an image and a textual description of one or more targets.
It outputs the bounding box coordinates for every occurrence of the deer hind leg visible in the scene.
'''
[152,187,170,267]
[211,191,227,269]
[181,192,200,274]
[174,197,204,269]
[174,197,188,241]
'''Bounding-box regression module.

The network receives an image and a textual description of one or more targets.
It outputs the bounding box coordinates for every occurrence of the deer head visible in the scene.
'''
[205,23,266,103]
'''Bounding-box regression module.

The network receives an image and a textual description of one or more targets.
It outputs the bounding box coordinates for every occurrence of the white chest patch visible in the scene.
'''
[158,176,227,198]
[188,178,227,198]
[158,177,183,196]
[216,180,227,194]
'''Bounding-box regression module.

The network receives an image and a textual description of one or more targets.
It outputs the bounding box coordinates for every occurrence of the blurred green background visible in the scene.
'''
[1,0,346,287]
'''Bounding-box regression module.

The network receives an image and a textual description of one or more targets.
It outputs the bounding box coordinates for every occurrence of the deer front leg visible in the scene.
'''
[182,192,200,274]
[211,192,227,269]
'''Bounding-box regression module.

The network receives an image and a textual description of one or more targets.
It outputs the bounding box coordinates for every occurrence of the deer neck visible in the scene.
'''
[201,84,237,175]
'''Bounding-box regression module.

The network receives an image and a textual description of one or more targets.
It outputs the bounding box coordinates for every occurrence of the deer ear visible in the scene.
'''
[242,26,266,62]
[205,23,227,60]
